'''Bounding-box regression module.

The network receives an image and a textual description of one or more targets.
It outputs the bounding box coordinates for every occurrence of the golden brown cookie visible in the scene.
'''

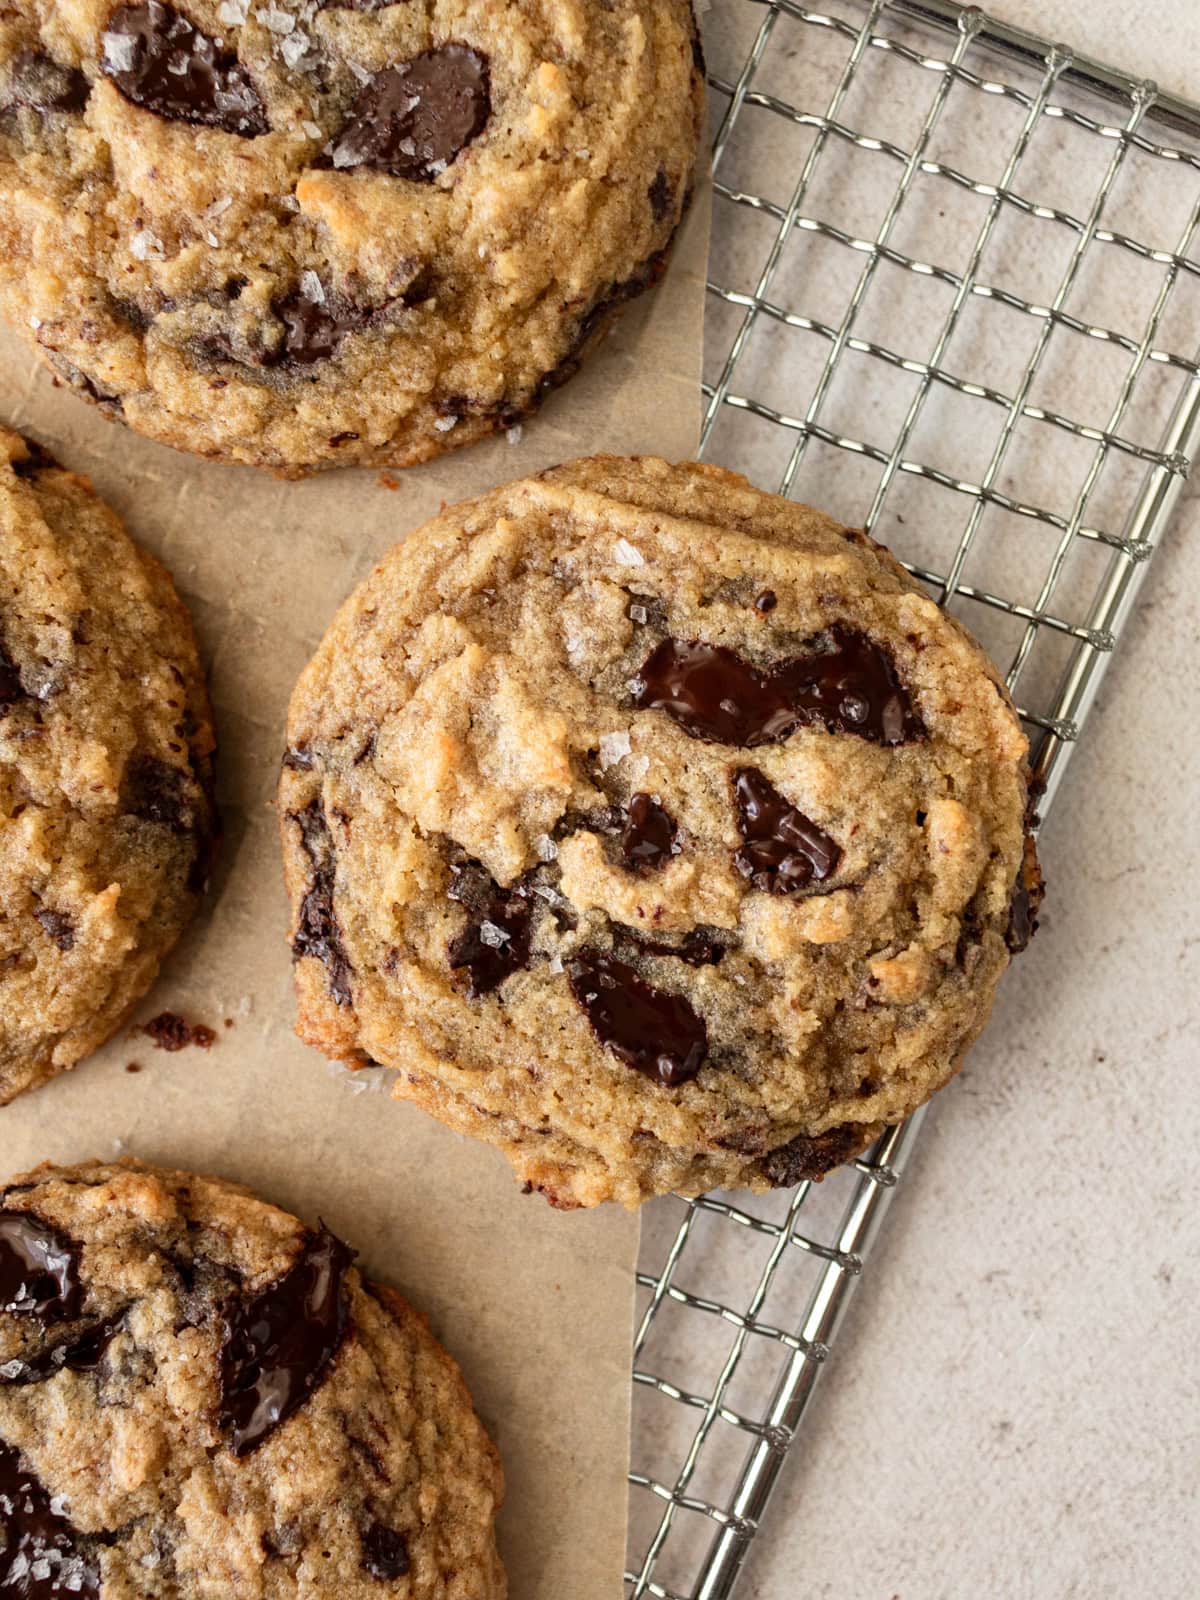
[0,428,215,1104]
[0,1158,505,1597]
[280,456,1042,1207]
[0,1,704,474]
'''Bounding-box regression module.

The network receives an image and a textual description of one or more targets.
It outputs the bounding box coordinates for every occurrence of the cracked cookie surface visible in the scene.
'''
[280,455,1041,1208]
[0,1,704,475]
[0,1157,505,1598]
[0,428,215,1105]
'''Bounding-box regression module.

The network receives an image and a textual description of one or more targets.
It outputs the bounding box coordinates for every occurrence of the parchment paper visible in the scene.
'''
[0,178,710,1598]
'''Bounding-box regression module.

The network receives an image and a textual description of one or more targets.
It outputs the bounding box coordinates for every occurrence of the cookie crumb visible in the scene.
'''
[138,1012,218,1052]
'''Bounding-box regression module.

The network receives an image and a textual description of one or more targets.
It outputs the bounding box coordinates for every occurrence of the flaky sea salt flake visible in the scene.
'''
[613,538,645,567]
[101,31,137,72]
[506,424,523,445]
[130,229,164,261]
[299,269,325,303]
[434,415,457,432]
[218,0,248,23]
[259,4,295,35]
[280,31,310,69]
[535,834,558,862]
[598,730,631,770]
[478,921,510,948]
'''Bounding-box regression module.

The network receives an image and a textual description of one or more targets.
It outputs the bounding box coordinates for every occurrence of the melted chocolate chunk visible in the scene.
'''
[267,285,363,367]
[616,925,727,968]
[101,2,267,136]
[33,908,75,952]
[290,801,353,1007]
[0,647,24,708]
[0,1214,83,1322]
[762,1124,866,1186]
[447,857,532,998]
[5,50,90,115]
[732,767,841,894]
[11,439,60,478]
[43,353,124,416]
[648,167,675,222]
[754,589,777,614]
[0,1312,125,1387]
[1006,831,1043,953]
[362,1522,411,1580]
[125,755,195,834]
[0,1441,99,1600]
[328,45,490,181]
[620,793,678,871]
[570,952,707,1088]
[633,627,922,747]
[218,1227,354,1456]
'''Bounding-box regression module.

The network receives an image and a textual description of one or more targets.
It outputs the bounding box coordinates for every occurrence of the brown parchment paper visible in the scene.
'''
[0,175,711,1598]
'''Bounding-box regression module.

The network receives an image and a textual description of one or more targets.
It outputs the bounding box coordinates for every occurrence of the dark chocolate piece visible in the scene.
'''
[616,925,726,968]
[11,439,61,477]
[732,767,841,894]
[1006,831,1043,953]
[5,49,90,115]
[570,952,707,1088]
[124,755,195,835]
[762,1124,866,1186]
[0,1312,125,1387]
[0,1440,99,1599]
[362,1522,411,1580]
[619,793,678,871]
[327,45,490,181]
[101,2,267,135]
[218,1227,354,1456]
[0,1213,84,1323]
[0,647,25,708]
[754,589,777,613]
[266,285,364,367]
[290,801,353,1007]
[648,167,675,222]
[33,908,75,952]
[633,626,922,747]
[447,857,532,998]
[137,1012,216,1051]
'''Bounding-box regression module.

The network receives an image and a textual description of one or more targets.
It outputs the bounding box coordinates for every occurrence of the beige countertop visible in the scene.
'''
[653,3,1199,1596]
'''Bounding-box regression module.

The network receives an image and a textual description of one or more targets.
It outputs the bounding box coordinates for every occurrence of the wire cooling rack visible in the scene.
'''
[627,3,1200,1596]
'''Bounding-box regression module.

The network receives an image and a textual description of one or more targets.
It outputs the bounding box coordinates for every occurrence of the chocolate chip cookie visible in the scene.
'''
[0,429,215,1104]
[0,1158,505,1597]
[279,455,1041,1208]
[0,2,704,475]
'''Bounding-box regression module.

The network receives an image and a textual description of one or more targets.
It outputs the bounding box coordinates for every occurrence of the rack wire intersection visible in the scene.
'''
[627,3,1200,1596]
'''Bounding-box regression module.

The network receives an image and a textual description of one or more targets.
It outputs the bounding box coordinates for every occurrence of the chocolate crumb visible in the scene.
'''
[138,1011,217,1052]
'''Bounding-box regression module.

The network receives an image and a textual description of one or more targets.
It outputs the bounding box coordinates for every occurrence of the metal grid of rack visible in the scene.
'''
[627,3,1200,1596]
